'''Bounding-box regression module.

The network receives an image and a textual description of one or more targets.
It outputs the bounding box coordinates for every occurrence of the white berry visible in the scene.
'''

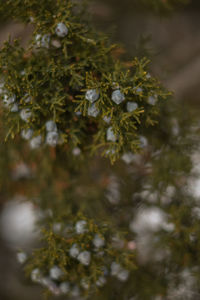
[20,108,32,122]
[88,103,100,117]
[72,147,81,156]
[107,127,117,142]
[69,243,80,258]
[77,251,91,266]
[29,135,42,149]
[49,266,63,280]
[17,251,27,264]
[24,94,32,103]
[3,94,16,107]
[55,23,68,37]
[85,89,99,103]
[21,128,34,140]
[117,269,129,282]
[126,101,138,112]
[93,234,105,248]
[45,120,57,132]
[46,131,59,147]
[59,282,70,294]
[139,136,148,148]
[111,262,121,276]
[35,34,50,48]
[31,268,41,283]
[75,220,87,234]
[148,95,157,105]
[10,103,19,112]
[103,116,111,124]
[111,90,125,105]
[96,276,106,287]
[121,152,135,164]
[135,87,143,94]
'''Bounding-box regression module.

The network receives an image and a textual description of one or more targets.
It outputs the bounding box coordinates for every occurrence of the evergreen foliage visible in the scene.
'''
[0,0,170,163]
[0,0,199,300]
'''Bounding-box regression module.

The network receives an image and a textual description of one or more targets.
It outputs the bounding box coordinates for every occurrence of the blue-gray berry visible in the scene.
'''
[126,101,138,112]
[45,120,57,132]
[72,147,81,156]
[29,135,42,149]
[69,243,80,258]
[103,116,111,124]
[77,251,91,266]
[49,266,63,280]
[17,251,27,264]
[46,131,59,147]
[20,108,32,122]
[59,282,70,294]
[148,95,157,105]
[88,103,100,117]
[3,94,16,107]
[139,136,148,148]
[10,103,19,112]
[107,127,117,142]
[21,128,34,140]
[75,220,87,234]
[55,23,68,37]
[135,87,143,94]
[111,90,125,105]
[85,89,99,103]
[35,34,50,48]
[24,94,32,103]
[93,234,105,248]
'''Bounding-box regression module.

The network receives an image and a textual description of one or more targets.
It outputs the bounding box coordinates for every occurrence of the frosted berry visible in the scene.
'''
[29,135,42,149]
[21,128,34,140]
[81,279,90,290]
[139,136,148,148]
[107,127,117,142]
[72,147,81,156]
[3,94,16,107]
[85,89,99,103]
[148,95,157,105]
[17,251,27,264]
[126,101,138,112]
[75,220,87,234]
[46,131,59,147]
[31,268,41,283]
[69,243,80,258]
[88,103,100,117]
[117,269,130,282]
[49,266,63,280]
[55,23,68,37]
[111,262,121,275]
[93,234,105,248]
[103,116,111,124]
[59,282,70,294]
[0,81,5,94]
[24,94,32,103]
[20,108,32,122]
[96,276,106,287]
[10,103,19,112]
[77,251,91,266]
[111,90,125,105]
[35,34,50,48]
[135,87,143,94]
[45,120,57,132]
[121,152,135,164]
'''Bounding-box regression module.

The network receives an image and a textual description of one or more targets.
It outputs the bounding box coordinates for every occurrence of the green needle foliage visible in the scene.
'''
[0,0,170,163]
[0,1,199,300]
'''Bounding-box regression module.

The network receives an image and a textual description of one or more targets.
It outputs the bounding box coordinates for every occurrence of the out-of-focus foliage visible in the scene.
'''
[0,0,200,300]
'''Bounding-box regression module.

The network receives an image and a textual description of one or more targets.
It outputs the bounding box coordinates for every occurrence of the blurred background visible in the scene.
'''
[0,0,200,299]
